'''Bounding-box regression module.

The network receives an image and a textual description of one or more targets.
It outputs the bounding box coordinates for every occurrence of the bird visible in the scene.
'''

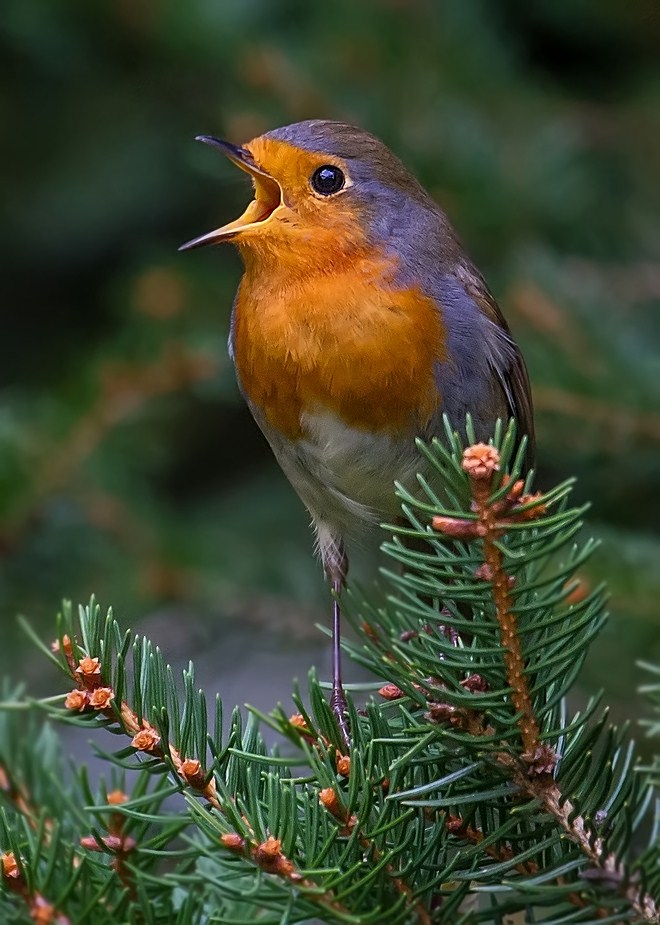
[180,120,534,743]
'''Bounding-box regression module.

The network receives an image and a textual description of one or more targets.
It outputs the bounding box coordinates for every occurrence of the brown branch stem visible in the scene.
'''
[433,445,547,758]
[479,753,660,924]
[470,474,540,755]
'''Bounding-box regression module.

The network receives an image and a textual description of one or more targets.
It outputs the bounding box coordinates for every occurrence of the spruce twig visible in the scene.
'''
[0,423,658,924]
[57,633,356,922]
[1,851,71,925]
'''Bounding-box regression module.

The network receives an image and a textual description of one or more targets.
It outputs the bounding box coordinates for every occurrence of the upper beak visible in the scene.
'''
[179,135,282,251]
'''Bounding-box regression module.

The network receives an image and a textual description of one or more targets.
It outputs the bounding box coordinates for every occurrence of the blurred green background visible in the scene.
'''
[1,0,659,709]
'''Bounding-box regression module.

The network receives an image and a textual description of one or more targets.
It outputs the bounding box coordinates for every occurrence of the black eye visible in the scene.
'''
[311,165,345,195]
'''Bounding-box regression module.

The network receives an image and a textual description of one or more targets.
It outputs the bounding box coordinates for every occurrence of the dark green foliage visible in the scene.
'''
[0,1,659,710]
[0,426,658,923]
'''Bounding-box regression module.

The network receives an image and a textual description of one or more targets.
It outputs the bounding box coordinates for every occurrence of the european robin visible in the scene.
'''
[180,121,534,741]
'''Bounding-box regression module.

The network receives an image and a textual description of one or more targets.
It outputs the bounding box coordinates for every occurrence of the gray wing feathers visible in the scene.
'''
[430,270,535,469]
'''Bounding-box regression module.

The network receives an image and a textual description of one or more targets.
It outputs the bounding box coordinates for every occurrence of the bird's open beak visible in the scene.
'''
[178,136,282,251]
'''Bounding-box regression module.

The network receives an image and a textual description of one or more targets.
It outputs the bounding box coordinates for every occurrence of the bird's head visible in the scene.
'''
[179,120,434,271]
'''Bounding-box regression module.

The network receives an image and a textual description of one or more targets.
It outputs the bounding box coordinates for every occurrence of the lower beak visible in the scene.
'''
[179,136,282,251]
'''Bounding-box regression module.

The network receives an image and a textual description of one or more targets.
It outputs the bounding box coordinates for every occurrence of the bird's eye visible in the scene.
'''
[310,165,345,196]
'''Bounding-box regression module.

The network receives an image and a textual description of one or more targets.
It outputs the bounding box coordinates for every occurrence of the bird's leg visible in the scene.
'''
[330,574,350,745]
[322,538,350,746]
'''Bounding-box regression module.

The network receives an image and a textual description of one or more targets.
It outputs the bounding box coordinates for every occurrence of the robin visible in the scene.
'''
[180,120,534,741]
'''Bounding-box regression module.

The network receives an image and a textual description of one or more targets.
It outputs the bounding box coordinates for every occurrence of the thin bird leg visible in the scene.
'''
[330,577,350,745]
[325,544,350,747]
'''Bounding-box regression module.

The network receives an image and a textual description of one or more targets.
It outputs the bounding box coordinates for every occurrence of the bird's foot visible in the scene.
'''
[330,686,350,749]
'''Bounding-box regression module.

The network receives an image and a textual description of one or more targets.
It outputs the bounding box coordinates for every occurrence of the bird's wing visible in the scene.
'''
[462,265,535,469]
[432,264,536,471]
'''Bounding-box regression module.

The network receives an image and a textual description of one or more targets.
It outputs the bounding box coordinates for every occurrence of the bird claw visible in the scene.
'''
[330,687,351,749]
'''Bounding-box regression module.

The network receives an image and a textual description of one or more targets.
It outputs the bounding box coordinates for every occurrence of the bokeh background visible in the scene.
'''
[1,0,659,716]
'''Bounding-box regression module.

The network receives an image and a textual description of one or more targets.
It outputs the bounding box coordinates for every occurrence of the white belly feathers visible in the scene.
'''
[261,407,421,541]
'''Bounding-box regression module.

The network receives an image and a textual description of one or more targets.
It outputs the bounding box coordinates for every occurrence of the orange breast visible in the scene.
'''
[232,253,447,441]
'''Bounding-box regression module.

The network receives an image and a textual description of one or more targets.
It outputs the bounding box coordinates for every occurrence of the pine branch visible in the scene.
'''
[1,848,72,925]
[428,439,657,921]
[0,421,659,924]
[439,442,545,755]
[54,629,359,923]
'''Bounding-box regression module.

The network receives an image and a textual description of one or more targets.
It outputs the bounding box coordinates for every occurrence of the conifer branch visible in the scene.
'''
[432,442,545,758]
[319,784,432,925]
[55,630,356,922]
[1,852,71,925]
[1,423,658,924]
[58,633,223,811]
[443,813,620,920]
[448,444,658,922]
